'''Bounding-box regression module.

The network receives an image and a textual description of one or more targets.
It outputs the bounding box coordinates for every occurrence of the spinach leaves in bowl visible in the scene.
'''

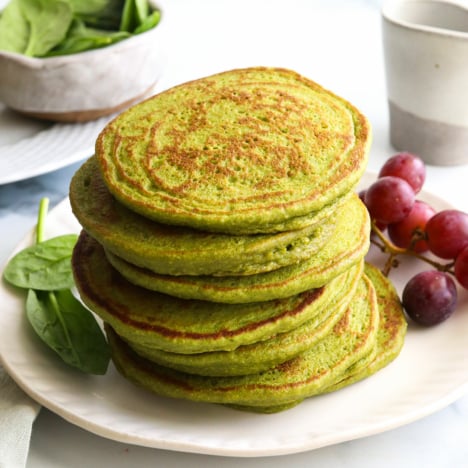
[0,0,161,57]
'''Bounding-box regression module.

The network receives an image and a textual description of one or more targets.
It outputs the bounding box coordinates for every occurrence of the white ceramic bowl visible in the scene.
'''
[0,0,166,122]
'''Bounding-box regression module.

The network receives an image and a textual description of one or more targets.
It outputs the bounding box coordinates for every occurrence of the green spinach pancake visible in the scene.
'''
[125,267,364,376]
[102,194,370,303]
[70,156,340,276]
[104,271,380,411]
[253,264,408,413]
[95,67,371,234]
[324,263,407,393]
[68,67,407,414]
[72,232,362,354]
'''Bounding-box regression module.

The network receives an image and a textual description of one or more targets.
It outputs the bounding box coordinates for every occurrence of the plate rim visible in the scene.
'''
[0,113,112,185]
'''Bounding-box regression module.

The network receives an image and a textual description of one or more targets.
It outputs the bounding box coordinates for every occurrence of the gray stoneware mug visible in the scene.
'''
[382,0,468,166]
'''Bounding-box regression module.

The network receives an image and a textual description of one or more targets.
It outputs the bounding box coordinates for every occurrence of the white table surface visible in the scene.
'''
[1,1,468,466]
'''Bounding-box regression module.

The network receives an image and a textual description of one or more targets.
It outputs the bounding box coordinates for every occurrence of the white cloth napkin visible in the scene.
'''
[0,366,40,468]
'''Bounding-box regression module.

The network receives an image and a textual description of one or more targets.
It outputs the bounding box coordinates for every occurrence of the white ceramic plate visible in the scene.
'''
[0,104,112,185]
[1,173,467,457]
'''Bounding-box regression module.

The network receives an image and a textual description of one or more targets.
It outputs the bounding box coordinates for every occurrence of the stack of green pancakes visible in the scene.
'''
[70,67,407,413]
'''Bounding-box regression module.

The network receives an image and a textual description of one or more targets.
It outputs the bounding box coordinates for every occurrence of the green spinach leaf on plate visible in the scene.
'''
[3,198,110,375]
[4,234,78,290]
[27,289,110,375]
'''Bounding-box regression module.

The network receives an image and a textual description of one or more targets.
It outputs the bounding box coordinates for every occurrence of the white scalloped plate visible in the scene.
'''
[0,173,467,457]
[0,104,112,185]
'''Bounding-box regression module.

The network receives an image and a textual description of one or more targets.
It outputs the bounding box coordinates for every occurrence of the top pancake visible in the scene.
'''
[95,67,371,234]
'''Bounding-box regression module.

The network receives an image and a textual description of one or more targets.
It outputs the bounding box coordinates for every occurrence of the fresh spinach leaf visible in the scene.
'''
[45,32,130,56]
[66,0,113,16]
[0,0,159,57]
[134,9,160,34]
[119,0,135,32]
[27,289,110,375]
[67,0,125,31]
[3,197,111,375]
[0,0,29,54]
[19,0,73,57]
[45,19,130,56]
[134,0,149,25]
[120,0,149,33]
[4,234,78,291]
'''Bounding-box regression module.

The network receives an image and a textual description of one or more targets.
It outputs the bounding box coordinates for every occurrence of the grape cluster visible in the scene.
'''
[360,152,468,326]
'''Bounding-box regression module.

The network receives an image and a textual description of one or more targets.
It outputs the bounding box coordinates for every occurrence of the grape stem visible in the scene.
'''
[370,221,456,277]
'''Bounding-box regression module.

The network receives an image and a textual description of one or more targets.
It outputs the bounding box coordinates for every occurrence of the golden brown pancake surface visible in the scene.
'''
[96,67,371,233]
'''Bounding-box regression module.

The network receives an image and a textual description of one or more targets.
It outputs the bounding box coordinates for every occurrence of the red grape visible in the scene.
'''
[387,200,435,253]
[364,176,415,224]
[455,245,468,289]
[378,152,426,193]
[425,210,468,259]
[366,153,468,327]
[402,270,458,326]
[359,189,387,231]
[358,189,367,204]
